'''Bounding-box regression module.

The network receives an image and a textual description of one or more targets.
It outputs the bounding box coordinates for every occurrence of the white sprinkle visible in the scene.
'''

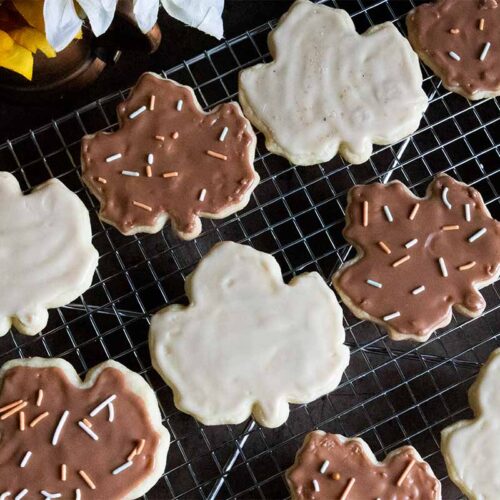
[90,394,117,417]
[78,421,99,441]
[219,126,229,142]
[147,153,154,165]
[52,411,69,446]
[199,188,207,202]
[448,51,461,61]
[176,99,183,111]
[383,311,401,321]
[479,42,491,61]
[412,285,426,295]
[312,479,320,492]
[366,279,383,289]
[108,402,115,423]
[0,494,10,500]
[112,461,134,475]
[468,228,487,242]
[41,492,61,499]
[20,451,32,468]
[464,203,471,222]
[383,205,394,222]
[105,153,122,163]
[75,489,81,500]
[14,490,28,500]
[121,170,140,177]
[439,257,448,277]
[404,238,418,249]
[129,105,147,119]
[320,460,330,474]
[441,186,452,209]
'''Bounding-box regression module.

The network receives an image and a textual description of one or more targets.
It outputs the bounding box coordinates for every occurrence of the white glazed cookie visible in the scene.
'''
[239,0,428,166]
[149,241,349,428]
[441,348,500,500]
[0,172,98,337]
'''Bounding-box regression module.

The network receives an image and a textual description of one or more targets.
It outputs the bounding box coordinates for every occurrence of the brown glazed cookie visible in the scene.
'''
[81,72,259,239]
[333,174,500,342]
[286,431,441,500]
[0,358,170,499]
[407,0,500,99]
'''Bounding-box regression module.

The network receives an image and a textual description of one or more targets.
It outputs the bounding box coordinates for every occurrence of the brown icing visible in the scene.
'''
[407,0,500,96]
[287,432,441,500]
[81,72,258,237]
[334,174,500,339]
[0,365,160,498]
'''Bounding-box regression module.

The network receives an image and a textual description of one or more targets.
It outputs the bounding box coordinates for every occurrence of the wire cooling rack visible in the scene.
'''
[0,0,499,498]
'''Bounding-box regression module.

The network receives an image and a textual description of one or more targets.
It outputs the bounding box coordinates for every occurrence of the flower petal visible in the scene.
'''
[0,30,34,80]
[43,0,82,52]
[132,0,159,33]
[9,27,56,58]
[76,0,118,37]
[12,0,46,32]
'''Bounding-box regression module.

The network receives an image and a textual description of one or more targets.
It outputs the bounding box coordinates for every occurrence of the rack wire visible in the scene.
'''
[0,0,499,498]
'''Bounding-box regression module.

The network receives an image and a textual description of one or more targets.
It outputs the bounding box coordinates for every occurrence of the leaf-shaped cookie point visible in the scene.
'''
[0,173,99,337]
[149,241,349,428]
[442,348,500,499]
[333,174,500,342]
[287,431,441,500]
[81,72,259,240]
[238,0,428,166]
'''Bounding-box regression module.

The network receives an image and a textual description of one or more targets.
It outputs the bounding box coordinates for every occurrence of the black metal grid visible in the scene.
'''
[0,0,499,498]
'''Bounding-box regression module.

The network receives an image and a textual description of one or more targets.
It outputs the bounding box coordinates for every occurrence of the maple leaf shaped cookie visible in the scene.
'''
[0,357,170,499]
[286,431,441,500]
[238,0,428,166]
[333,174,500,342]
[0,173,98,337]
[407,0,500,100]
[441,348,500,499]
[81,72,259,239]
[149,242,349,428]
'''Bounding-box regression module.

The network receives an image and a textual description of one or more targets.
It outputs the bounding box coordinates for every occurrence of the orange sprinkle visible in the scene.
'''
[82,418,93,428]
[162,172,179,178]
[362,200,369,227]
[392,255,411,267]
[36,389,44,407]
[61,463,67,481]
[127,448,137,462]
[442,225,459,231]
[0,399,24,413]
[19,411,25,431]
[458,261,476,271]
[171,131,179,139]
[79,470,96,490]
[136,438,146,455]
[149,94,156,111]
[146,165,152,178]
[397,459,416,487]
[449,28,460,34]
[132,201,153,212]
[339,477,356,500]
[29,411,49,428]
[409,203,420,220]
[97,177,107,184]
[479,18,485,31]
[332,472,341,480]
[206,150,227,161]
[378,241,392,255]
[0,401,27,420]
[155,135,165,141]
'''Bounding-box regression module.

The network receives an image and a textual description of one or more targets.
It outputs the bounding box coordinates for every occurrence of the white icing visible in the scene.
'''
[239,0,428,165]
[0,173,98,336]
[149,241,349,428]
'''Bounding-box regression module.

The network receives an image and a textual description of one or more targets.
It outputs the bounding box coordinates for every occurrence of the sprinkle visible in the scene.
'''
[219,126,229,142]
[127,448,137,462]
[90,394,117,417]
[312,479,320,492]
[383,311,401,321]
[383,205,393,222]
[404,238,418,249]
[459,261,476,271]
[479,42,491,61]
[147,153,154,165]
[41,492,61,499]
[97,177,107,184]
[78,421,99,441]
[448,51,461,61]
[442,225,459,231]
[468,228,487,243]
[0,400,24,414]
[75,490,81,500]
[146,165,152,178]
[378,241,392,254]
[438,257,448,277]
[105,153,122,163]
[397,459,416,487]
[479,18,485,31]
[121,170,140,177]
[171,131,179,139]
[78,470,96,490]
[149,95,155,111]
[162,172,179,178]
[206,150,228,161]
[0,494,10,500]
[14,490,28,500]
[155,135,165,141]
[52,411,70,446]
[132,201,152,212]
[112,461,133,475]
[61,464,67,481]
[1,401,27,420]
[82,418,92,428]
[362,200,369,227]
[366,279,383,289]
[20,451,32,468]
[332,472,341,480]
[36,389,44,407]
[129,105,147,119]
[19,411,25,431]
[176,99,183,111]
[464,203,471,222]
[449,28,460,34]
[199,188,207,202]
[409,203,420,220]
[392,255,410,267]
[30,411,49,428]
[339,477,356,500]
[108,403,115,423]
[320,460,330,474]
[412,285,426,295]
[136,438,146,455]
[441,186,452,209]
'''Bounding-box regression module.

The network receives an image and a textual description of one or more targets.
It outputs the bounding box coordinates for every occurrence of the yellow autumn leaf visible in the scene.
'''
[11,0,45,32]
[10,26,56,57]
[0,29,33,80]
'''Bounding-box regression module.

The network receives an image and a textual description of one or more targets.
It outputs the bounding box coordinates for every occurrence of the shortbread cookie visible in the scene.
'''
[0,357,170,499]
[81,72,259,239]
[0,173,98,337]
[333,174,500,342]
[238,0,428,166]
[407,0,500,100]
[287,431,441,500]
[149,241,349,428]
[441,348,500,499]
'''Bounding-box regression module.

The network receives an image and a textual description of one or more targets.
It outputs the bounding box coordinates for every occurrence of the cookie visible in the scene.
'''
[333,174,500,342]
[286,431,441,500]
[407,0,500,100]
[238,0,428,166]
[149,241,349,428]
[0,357,170,499]
[0,172,99,337]
[81,72,259,239]
[441,348,500,499]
